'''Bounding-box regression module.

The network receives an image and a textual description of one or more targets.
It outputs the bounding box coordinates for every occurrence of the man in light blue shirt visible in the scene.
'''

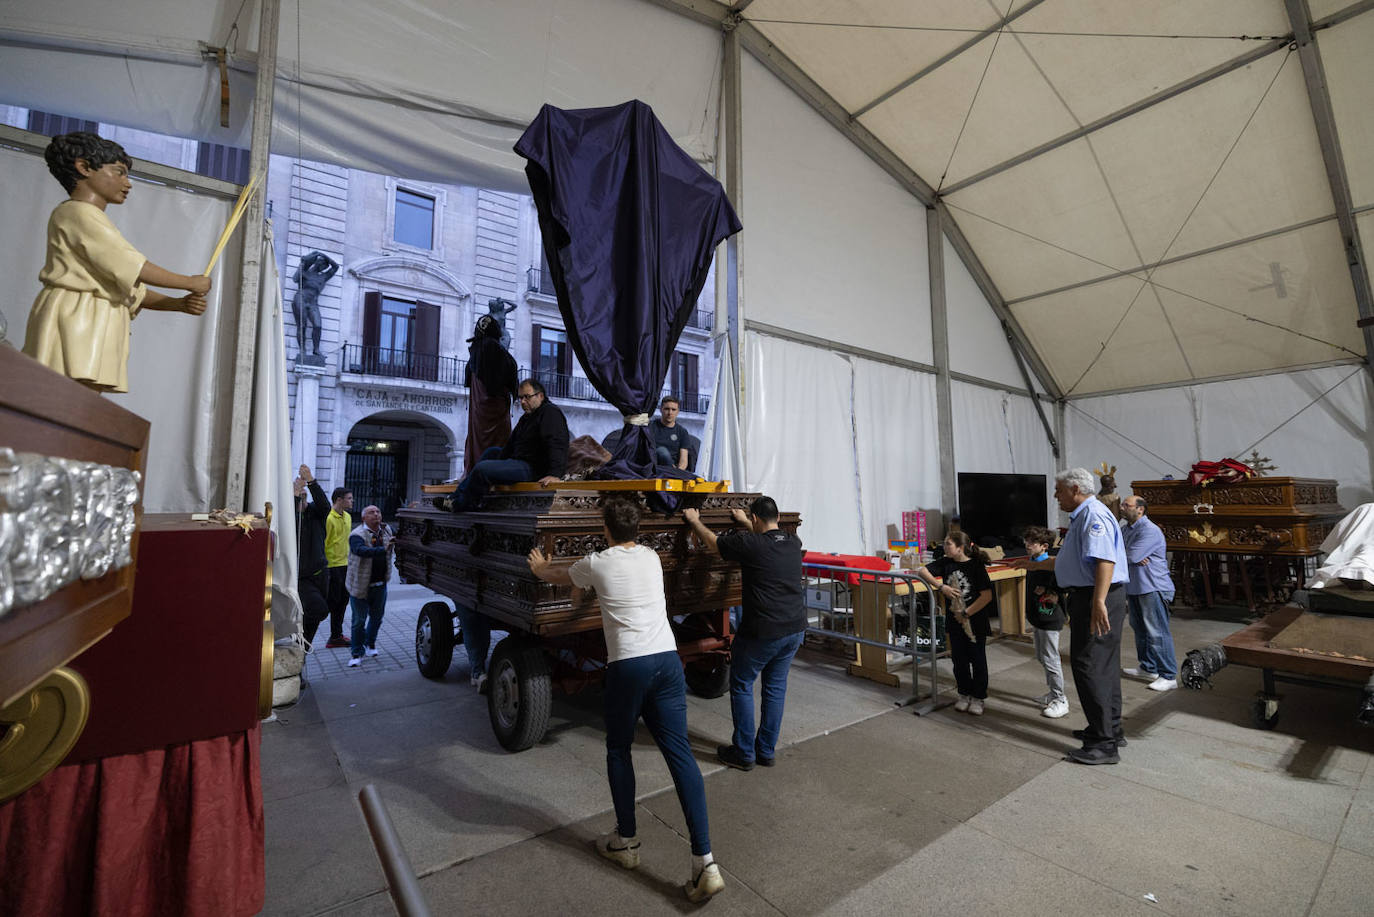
[1011,467,1129,765]
[1120,495,1179,691]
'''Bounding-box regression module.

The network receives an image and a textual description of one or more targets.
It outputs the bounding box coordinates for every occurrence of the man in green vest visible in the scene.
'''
[324,486,354,648]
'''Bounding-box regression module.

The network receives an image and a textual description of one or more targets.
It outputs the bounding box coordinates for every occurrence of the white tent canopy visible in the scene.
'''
[3,0,1370,551]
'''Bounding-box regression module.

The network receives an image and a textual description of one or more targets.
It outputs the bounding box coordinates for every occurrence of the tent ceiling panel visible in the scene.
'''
[741,52,932,364]
[861,27,1084,190]
[943,140,1153,300]
[1017,219,1361,394]
[1084,52,1335,263]
[1145,219,1361,367]
[1011,274,1187,394]
[1317,11,1374,208]
[741,0,1012,113]
[944,238,1030,391]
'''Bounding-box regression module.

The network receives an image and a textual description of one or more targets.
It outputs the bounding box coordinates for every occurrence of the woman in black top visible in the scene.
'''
[915,532,994,715]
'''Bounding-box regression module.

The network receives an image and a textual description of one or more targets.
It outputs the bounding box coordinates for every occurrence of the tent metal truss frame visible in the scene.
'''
[1284,0,1374,383]
[646,0,1374,414]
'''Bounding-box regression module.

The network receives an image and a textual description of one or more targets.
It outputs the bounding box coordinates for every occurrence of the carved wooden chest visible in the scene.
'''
[1130,477,1345,556]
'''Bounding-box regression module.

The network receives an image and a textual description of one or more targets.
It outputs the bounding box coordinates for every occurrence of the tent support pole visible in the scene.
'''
[225,0,280,510]
[722,23,745,448]
[1284,0,1374,384]
[928,207,957,530]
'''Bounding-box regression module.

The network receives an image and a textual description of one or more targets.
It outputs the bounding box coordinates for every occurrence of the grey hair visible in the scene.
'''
[1055,468,1097,496]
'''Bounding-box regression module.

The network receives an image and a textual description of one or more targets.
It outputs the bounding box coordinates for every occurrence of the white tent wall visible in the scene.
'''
[742,332,864,553]
[944,237,1027,392]
[1066,365,1374,510]
[739,51,932,363]
[0,141,242,512]
[951,381,1058,528]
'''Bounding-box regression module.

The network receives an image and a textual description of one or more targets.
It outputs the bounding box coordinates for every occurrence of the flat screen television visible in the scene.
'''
[955,472,1049,552]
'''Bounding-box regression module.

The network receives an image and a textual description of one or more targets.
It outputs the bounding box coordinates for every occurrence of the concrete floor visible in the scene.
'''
[262,585,1374,916]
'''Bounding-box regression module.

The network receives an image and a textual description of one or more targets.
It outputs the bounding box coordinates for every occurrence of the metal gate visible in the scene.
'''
[345,439,409,521]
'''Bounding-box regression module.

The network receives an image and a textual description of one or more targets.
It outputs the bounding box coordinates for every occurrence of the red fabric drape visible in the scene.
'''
[0,724,264,917]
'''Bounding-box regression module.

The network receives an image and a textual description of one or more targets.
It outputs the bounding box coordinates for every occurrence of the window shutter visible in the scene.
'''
[685,353,699,397]
[414,301,440,382]
[363,292,382,348]
[531,323,542,374]
[560,333,573,376]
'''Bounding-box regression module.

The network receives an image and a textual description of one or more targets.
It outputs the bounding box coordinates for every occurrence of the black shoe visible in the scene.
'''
[716,744,755,771]
[1072,728,1127,747]
[1066,745,1120,765]
[756,755,775,768]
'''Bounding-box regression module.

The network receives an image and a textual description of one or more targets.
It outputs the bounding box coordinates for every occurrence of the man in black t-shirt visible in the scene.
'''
[683,496,804,771]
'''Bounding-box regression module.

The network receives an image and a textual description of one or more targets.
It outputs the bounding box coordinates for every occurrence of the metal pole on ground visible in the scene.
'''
[358,784,432,917]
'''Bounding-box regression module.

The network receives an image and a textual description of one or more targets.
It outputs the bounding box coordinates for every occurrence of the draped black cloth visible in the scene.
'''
[514,100,741,482]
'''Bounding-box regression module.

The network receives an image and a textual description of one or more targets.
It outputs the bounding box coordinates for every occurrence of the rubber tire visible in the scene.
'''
[487,637,553,751]
[415,601,455,679]
[1250,697,1280,730]
[685,657,731,698]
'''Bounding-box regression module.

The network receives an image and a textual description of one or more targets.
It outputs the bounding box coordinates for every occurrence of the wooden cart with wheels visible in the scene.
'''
[394,480,798,751]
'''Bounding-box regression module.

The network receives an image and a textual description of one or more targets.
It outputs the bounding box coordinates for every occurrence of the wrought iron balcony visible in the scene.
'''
[342,343,465,386]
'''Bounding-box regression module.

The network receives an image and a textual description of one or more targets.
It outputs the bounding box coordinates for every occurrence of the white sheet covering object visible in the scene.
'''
[1310,503,1374,590]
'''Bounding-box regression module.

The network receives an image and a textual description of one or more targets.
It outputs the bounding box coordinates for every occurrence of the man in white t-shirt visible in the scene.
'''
[528,498,723,902]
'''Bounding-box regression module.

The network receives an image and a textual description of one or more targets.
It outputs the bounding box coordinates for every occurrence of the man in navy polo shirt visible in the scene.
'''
[1011,468,1129,764]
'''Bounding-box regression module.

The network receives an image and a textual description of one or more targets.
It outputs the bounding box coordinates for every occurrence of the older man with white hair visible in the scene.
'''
[1011,468,1129,765]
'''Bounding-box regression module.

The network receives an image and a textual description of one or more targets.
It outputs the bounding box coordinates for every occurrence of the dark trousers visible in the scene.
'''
[300,568,330,646]
[1067,584,1129,748]
[604,651,711,855]
[946,617,989,700]
[326,566,349,640]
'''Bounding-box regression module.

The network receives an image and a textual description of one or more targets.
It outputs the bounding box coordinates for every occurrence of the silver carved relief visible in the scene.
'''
[0,448,141,616]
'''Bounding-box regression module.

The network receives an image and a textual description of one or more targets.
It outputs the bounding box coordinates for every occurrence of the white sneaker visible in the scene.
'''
[1042,698,1070,718]
[365,646,380,657]
[1123,667,1157,680]
[954,695,971,712]
[1148,677,1178,692]
[968,698,985,716]
[595,831,640,870]
[685,863,724,902]
[347,657,362,667]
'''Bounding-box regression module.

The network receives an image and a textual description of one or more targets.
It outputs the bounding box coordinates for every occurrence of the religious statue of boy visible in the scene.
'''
[23,132,211,393]
[291,250,339,364]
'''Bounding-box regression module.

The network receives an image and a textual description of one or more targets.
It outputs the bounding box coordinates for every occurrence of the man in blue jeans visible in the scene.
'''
[528,498,724,902]
[448,378,569,511]
[683,496,805,771]
[345,505,394,667]
[1120,495,1179,691]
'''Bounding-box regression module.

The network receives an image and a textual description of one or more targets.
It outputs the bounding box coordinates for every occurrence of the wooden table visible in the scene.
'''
[846,566,1026,687]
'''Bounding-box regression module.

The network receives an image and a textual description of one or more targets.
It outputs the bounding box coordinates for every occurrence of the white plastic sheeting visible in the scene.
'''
[951,382,1057,527]
[740,52,932,363]
[1066,365,1374,508]
[743,331,942,555]
[0,143,241,512]
[697,333,745,488]
[0,0,724,193]
[246,223,302,639]
[944,237,1027,391]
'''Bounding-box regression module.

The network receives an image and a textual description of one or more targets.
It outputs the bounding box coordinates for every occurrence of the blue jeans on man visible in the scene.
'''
[603,650,711,855]
[1127,590,1177,679]
[454,602,492,678]
[350,583,387,658]
[453,447,533,510]
[728,630,805,764]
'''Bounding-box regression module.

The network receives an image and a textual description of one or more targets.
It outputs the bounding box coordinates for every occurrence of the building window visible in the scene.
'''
[393,188,435,250]
[27,110,99,136]
[358,292,442,382]
[531,325,572,398]
[669,351,700,412]
[195,142,251,185]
